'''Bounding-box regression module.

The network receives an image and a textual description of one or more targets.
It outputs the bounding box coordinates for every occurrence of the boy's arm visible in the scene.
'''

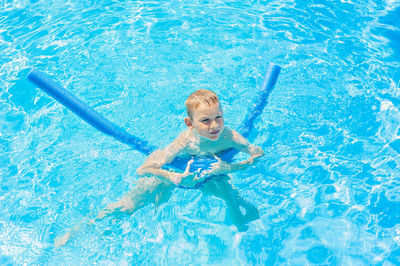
[136,133,193,185]
[231,129,264,163]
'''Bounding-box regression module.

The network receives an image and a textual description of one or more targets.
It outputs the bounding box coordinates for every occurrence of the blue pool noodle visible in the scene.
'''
[27,69,157,155]
[216,63,281,163]
[27,63,280,171]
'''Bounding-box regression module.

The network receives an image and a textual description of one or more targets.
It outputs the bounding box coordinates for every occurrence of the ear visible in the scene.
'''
[184,117,193,128]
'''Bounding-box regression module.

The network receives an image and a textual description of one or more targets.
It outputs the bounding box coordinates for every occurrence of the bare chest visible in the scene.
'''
[184,137,233,157]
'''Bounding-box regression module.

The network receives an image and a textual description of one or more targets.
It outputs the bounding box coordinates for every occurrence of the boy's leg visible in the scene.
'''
[55,177,174,247]
[95,177,175,221]
[199,175,259,231]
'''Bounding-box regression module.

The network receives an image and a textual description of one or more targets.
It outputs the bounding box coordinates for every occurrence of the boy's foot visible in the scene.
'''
[54,231,72,248]
[242,204,260,224]
[236,223,249,232]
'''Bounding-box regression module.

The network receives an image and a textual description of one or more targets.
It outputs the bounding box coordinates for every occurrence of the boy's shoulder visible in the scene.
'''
[220,127,239,141]
[220,128,250,149]
[167,129,193,149]
[176,129,192,141]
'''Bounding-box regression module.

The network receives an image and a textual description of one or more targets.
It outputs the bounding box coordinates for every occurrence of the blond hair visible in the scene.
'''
[185,89,220,117]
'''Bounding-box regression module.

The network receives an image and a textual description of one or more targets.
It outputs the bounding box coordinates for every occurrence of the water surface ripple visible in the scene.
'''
[1,0,399,264]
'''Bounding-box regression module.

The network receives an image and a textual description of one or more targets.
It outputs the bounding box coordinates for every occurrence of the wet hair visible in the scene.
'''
[185,89,220,117]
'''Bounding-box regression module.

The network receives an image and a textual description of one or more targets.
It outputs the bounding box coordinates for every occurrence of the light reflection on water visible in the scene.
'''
[1,0,399,264]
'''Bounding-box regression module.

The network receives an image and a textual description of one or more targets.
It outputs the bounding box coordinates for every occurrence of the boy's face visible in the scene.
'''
[185,103,224,141]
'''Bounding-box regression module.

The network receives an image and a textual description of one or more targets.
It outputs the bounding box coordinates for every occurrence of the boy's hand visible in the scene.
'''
[238,152,264,166]
[198,155,233,177]
[170,159,196,185]
[199,151,264,178]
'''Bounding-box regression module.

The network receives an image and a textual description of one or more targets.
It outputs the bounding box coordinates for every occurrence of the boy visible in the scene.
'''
[55,89,263,247]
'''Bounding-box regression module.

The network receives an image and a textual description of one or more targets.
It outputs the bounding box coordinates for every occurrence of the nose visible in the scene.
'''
[210,120,218,129]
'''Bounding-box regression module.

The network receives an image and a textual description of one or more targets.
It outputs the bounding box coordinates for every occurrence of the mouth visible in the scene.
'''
[210,130,220,135]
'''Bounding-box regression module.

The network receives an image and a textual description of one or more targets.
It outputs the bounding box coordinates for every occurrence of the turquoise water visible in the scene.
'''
[1,0,400,264]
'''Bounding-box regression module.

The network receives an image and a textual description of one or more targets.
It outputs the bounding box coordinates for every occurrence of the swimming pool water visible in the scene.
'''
[1,0,400,264]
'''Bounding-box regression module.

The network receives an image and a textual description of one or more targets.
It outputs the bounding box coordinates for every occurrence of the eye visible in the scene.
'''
[201,119,210,123]
[216,116,222,119]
